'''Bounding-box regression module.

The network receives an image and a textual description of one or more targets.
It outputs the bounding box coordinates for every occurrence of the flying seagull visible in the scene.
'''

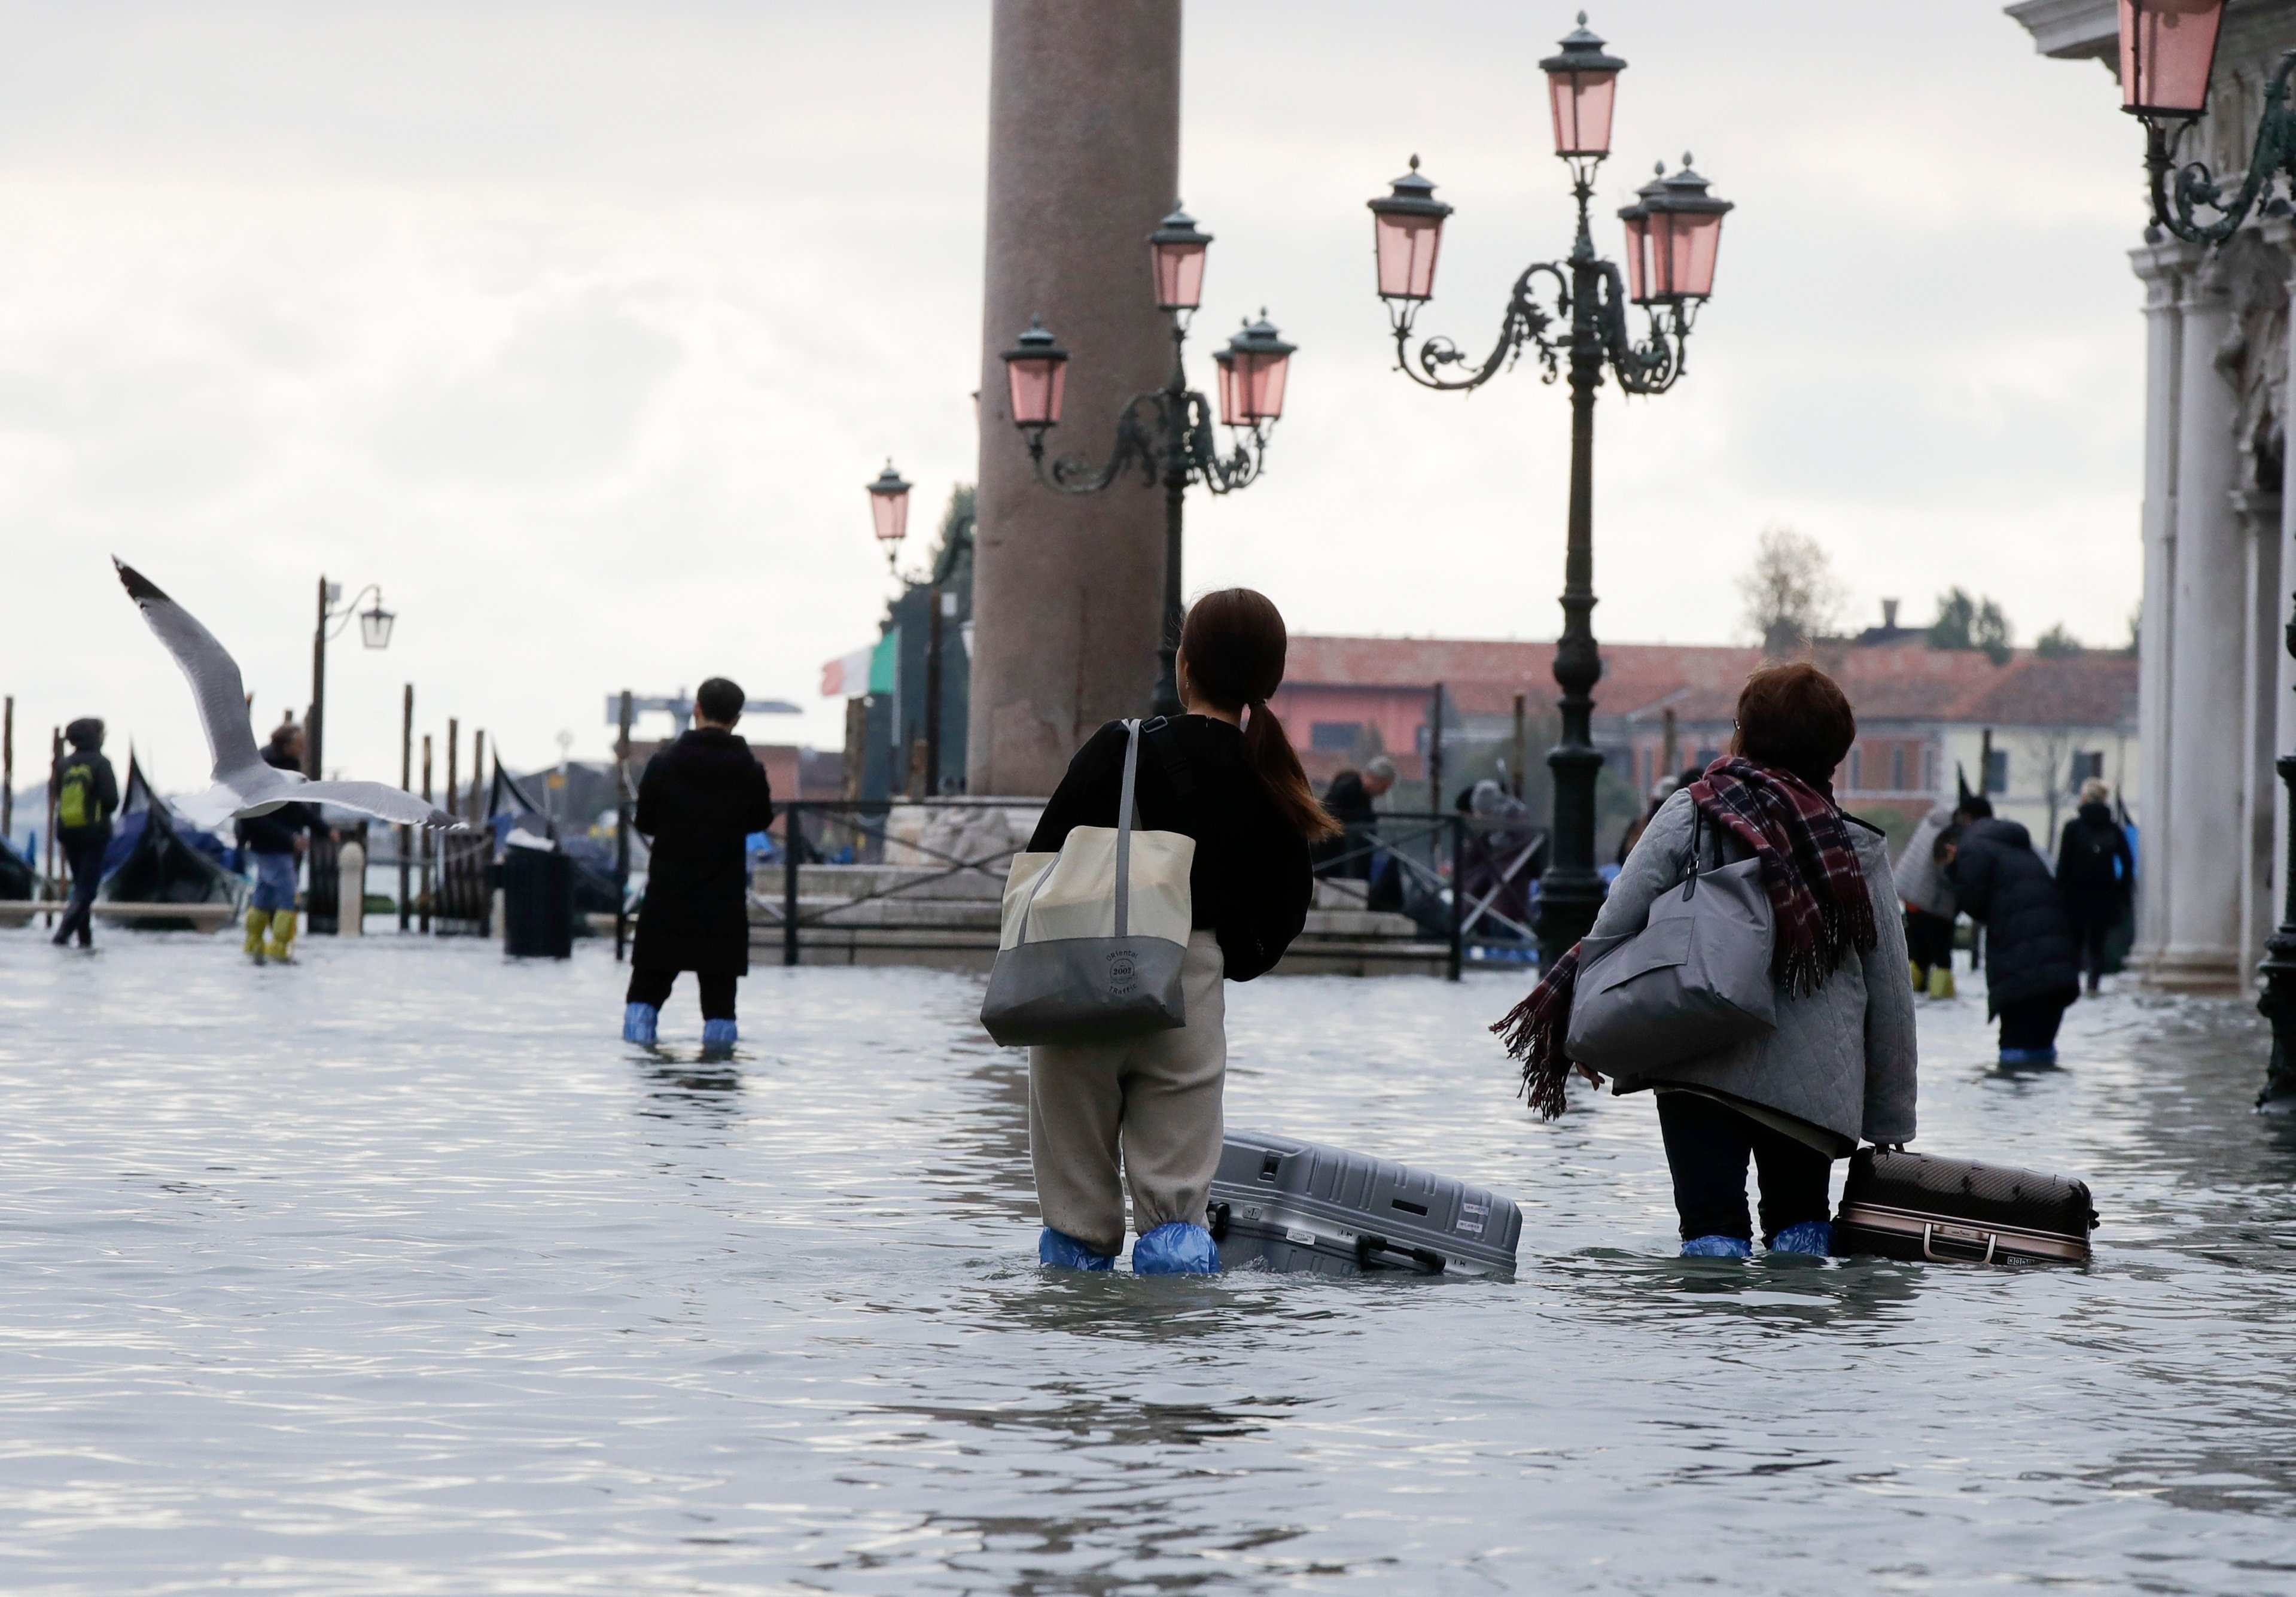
[114,558,461,834]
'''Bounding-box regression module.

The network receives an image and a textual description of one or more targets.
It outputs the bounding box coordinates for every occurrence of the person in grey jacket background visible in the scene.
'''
[1500,662,1918,1258]
[1895,804,1960,998]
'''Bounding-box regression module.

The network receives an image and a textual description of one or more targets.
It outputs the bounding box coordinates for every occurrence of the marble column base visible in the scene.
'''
[2130,945,2246,996]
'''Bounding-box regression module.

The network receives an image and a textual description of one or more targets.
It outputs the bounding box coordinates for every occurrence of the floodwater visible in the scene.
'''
[2,930,2294,1595]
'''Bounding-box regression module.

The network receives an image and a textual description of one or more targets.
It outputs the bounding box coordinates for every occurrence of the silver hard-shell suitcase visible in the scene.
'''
[1208,1130,1522,1279]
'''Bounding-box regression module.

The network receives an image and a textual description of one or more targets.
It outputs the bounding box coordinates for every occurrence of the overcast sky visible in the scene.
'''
[0,1,2142,796]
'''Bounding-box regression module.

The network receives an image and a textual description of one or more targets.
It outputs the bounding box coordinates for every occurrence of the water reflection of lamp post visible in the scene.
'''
[1000,202,1295,719]
[2112,1,2296,1106]
[1365,13,1730,969]
[308,578,395,780]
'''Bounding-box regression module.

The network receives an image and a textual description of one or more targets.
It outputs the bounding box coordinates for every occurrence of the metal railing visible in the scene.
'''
[767,800,1546,980]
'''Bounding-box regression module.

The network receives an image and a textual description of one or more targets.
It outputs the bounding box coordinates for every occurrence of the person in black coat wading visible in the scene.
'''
[1024,589,1333,1273]
[1948,795,2080,1064]
[623,677,774,1054]
[2055,778,2133,996]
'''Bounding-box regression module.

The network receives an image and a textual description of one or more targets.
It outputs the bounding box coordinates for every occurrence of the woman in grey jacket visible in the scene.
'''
[1497,663,1919,1258]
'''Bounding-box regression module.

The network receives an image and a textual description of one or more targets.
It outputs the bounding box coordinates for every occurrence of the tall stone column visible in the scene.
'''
[2130,241,2194,978]
[2237,486,2283,988]
[967,0,1180,797]
[2160,253,2247,993]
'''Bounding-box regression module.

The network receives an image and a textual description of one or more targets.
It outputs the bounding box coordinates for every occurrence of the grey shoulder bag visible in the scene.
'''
[1564,804,1778,1073]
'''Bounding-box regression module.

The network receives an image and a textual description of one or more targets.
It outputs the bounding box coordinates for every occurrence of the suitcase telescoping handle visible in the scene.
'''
[1922,1222,1998,1265]
[1356,1234,1445,1275]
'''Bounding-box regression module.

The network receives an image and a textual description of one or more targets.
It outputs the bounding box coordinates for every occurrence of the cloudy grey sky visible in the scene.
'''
[0,1,2140,793]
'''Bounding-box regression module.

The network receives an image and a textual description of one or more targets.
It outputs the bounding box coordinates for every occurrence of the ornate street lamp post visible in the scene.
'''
[2114,1,2296,1105]
[865,461,976,793]
[308,577,396,780]
[1366,13,1730,969]
[1000,203,1295,718]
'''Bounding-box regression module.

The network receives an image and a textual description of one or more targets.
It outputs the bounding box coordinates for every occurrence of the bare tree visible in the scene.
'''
[1738,525,1848,658]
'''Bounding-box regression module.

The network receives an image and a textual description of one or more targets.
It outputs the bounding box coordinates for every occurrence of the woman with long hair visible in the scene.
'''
[1496,662,1918,1257]
[1024,588,1338,1272]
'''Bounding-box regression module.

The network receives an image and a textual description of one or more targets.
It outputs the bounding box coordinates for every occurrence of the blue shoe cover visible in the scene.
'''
[1680,1234,1753,1258]
[1999,1047,2058,1066]
[1038,1227,1115,1270]
[701,1018,738,1051]
[1770,1220,1832,1256]
[1132,1221,1222,1274]
[622,1002,659,1045]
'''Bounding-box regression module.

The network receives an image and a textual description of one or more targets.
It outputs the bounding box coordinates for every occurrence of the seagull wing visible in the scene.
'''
[297,780,463,829]
[114,558,262,781]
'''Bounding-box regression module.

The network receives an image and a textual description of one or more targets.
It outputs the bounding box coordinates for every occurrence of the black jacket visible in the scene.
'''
[1316,770,1377,880]
[1949,816,2079,1015]
[1030,716,1313,982]
[235,747,321,854]
[52,747,118,841]
[2055,802,2133,924]
[632,728,775,975]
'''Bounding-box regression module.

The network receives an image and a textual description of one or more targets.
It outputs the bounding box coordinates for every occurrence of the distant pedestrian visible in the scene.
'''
[1948,794,2079,1064]
[623,677,774,1053]
[1496,663,1917,1260]
[50,717,119,948]
[1025,589,1330,1273]
[2056,778,2134,996]
[1316,755,1394,881]
[1895,804,1960,998]
[237,722,325,964]
[1616,768,1698,865]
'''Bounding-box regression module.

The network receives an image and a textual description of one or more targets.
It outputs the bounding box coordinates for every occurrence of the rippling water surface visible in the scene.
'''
[4,930,2295,1594]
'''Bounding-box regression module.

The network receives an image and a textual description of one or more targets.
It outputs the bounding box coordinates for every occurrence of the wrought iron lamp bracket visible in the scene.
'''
[1595,263,1687,396]
[1026,393,1166,495]
[2149,48,2296,245]
[1390,262,1569,391]
[322,583,385,641]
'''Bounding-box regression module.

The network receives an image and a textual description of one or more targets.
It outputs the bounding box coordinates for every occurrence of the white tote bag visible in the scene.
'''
[980,720,1195,1046]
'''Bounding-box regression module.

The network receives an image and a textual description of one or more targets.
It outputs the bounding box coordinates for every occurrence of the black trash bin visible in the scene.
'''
[503,843,574,959]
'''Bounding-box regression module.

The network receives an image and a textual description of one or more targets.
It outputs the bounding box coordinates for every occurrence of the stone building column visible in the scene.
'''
[967,0,1181,796]
[2160,251,2247,993]
[2237,486,2283,987]
[2130,241,2195,979]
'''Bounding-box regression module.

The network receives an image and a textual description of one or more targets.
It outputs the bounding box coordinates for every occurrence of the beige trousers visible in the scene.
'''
[1028,929,1226,1256]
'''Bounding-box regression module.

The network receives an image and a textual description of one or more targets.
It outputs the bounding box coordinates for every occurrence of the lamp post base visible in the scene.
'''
[2261,752,2296,1111]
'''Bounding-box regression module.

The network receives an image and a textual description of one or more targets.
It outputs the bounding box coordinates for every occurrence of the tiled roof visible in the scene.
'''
[1281,634,2138,730]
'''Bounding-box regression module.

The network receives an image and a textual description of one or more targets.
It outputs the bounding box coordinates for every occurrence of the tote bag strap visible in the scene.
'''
[1011,719,1143,949]
[1113,718,1141,938]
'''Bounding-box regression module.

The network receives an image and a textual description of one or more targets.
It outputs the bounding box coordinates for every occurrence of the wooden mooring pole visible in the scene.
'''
[615,690,632,962]
[398,685,413,932]
[419,733,434,935]
[44,726,60,927]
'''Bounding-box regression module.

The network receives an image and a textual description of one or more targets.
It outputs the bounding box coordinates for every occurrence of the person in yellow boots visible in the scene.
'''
[1894,801,1960,999]
[236,720,326,964]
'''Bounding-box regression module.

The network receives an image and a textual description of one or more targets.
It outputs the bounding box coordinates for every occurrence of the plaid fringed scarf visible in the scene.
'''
[1491,757,1878,1121]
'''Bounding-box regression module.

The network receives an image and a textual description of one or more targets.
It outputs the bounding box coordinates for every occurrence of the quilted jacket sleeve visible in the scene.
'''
[1857,836,1920,1145]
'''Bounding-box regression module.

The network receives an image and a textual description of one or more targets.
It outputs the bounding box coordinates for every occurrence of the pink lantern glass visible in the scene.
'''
[1000,318,1069,428]
[866,461,911,555]
[1149,204,1212,312]
[1366,157,1452,302]
[2119,0,2224,118]
[1619,205,1652,303]
[1220,315,1295,425]
[1625,159,1731,302]
[1539,18,1627,159]
[1214,349,1243,427]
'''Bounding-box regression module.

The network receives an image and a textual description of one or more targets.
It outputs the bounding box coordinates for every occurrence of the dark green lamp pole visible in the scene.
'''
[1365,13,1731,969]
[1000,204,1295,719]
